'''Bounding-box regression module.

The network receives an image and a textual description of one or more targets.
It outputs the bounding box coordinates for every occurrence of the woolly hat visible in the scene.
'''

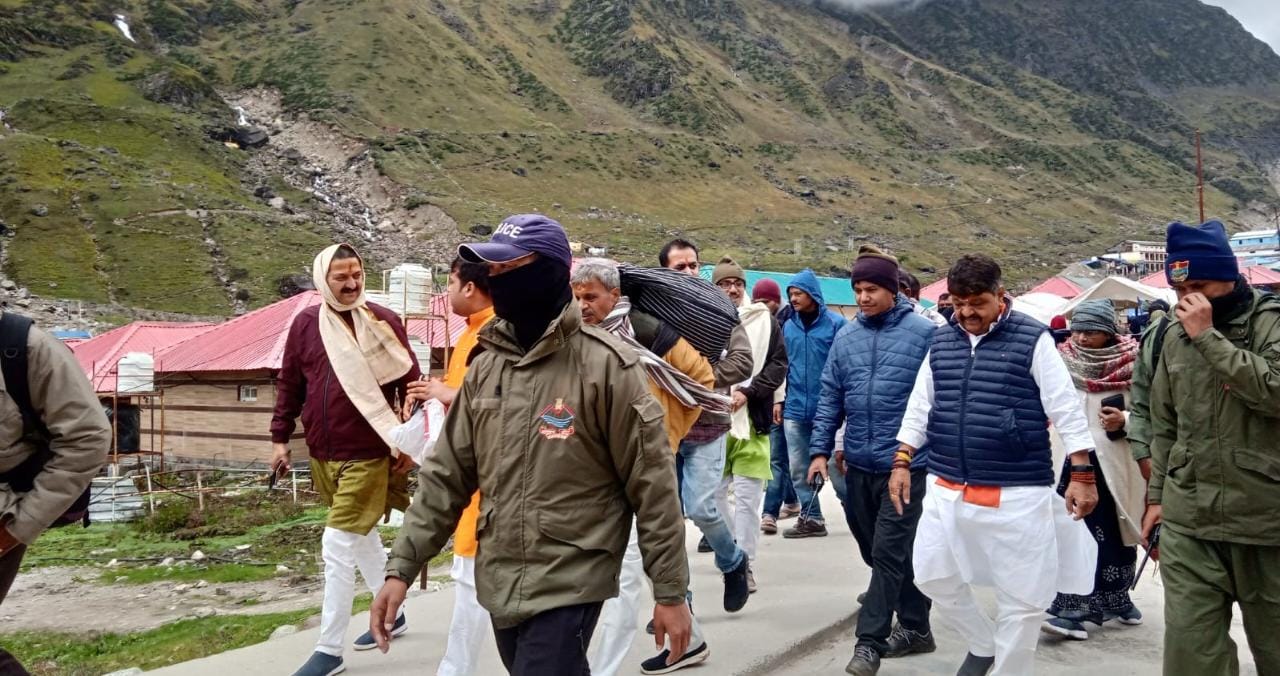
[1164,220,1238,285]
[712,257,746,285]
[1070,299,1118,336]
[752,278,782,304]
[850,244,900,294]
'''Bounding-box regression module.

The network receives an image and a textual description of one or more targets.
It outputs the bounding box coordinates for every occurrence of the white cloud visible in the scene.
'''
[1202,0,1280,56]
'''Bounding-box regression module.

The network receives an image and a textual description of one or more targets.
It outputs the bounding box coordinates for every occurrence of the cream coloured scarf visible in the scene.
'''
[311,244,414,456]
[729,301,774,440]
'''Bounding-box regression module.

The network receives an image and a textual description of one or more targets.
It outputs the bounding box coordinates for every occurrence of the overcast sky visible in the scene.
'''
[1204,0,1280,55]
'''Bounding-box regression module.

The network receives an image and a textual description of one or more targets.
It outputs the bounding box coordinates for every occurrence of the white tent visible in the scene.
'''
[1059,276,1175,316]
[1012,292,1071,324]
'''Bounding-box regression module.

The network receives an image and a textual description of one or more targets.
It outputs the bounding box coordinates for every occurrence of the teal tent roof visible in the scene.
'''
[699,265,855,306]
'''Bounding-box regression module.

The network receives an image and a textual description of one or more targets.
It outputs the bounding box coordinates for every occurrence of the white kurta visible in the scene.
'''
[895,319,1097,675]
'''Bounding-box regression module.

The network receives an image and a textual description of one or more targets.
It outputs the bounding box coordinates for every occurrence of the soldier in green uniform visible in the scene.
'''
[1141,220,1280,676]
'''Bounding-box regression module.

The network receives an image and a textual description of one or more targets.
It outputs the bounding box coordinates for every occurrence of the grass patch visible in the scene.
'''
[6,607,319,675]
[100,562,279,585]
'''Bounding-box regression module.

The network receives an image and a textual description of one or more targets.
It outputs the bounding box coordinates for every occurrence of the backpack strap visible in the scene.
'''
[0,313,46,440]
[1142,315,1172,372]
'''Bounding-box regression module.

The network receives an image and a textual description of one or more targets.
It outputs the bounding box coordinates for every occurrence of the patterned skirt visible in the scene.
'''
[1048,452,1137,622]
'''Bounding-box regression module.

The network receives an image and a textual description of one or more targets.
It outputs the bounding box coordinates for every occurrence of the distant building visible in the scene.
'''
[1229,228,1280,267]
[1104,240,1167,276]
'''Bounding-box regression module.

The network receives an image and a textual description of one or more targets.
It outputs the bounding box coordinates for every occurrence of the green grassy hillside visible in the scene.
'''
[1,0,1277,316]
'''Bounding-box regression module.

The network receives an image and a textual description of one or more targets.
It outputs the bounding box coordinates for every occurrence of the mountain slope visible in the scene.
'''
[1,0,1278,320]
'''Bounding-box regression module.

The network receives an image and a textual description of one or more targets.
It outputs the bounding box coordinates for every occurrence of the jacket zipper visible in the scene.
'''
[958,343,976,482]
[323,368,333,460]
[866,327,879,453]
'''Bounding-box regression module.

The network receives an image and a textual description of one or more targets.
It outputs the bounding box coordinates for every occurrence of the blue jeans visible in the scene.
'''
[783,419,824,523]
[763,423,797,517]
[678,434,746,573]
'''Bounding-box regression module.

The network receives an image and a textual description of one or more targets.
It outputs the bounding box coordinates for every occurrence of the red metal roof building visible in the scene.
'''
[155,291,466,375]
[71,321,215,394]
[1027,276,1083,299]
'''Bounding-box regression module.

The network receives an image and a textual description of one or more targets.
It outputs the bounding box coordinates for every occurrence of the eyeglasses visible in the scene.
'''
[717,280,746,290]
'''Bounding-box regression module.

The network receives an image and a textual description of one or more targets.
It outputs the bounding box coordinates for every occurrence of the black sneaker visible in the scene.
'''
[845,644,881,676]
[956,652,995,676]
[640,642,710,674]
[723,556,750,612]
[884,623,936,658]
[291,652,345,676]
[352,611,406,650]
[1041,616,1088,640]
[783,518,828,538]
[697,536,712,553]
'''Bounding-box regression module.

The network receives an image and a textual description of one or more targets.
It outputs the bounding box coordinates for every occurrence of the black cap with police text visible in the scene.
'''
[458,214,573,269]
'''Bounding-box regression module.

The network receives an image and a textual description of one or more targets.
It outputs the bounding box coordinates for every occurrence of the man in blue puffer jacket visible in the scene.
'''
[808,246,937,676]
[781,268,846,538]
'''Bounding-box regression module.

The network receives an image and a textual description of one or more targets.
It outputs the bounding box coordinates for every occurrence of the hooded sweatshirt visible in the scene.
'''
[782,269,846,421]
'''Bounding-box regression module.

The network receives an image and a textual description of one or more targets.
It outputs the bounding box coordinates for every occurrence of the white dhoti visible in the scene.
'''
[437,555,491,676]
[317,526,392,656]
[589,521,706,676]
[913,476,1096,676]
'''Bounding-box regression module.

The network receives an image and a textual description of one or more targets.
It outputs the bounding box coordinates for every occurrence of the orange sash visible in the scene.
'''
[935,477,1001,508]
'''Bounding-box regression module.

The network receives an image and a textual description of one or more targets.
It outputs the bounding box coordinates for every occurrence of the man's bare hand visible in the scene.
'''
[806,456,829,485]
[1141,503,1163,561]
[834,450,846,475]
[402,378,457,419]
[1099,406,1125,433]
[0,519,19,557]
[731,390,748,412]
[270,443,291,477]
[1175,292,1213,340]
[772,403,783,425]
[652,601,692,665]
[888,467,911,516]
[1138,457,1152,482]
[1064,480,1099,520]
[391,452,418,475]
[369,577,408,653]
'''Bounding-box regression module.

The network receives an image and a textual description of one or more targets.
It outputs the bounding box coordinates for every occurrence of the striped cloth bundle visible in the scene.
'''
[618,264,740,364]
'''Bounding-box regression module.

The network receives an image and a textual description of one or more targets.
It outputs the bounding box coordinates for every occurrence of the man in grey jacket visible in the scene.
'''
[0,312,111,672]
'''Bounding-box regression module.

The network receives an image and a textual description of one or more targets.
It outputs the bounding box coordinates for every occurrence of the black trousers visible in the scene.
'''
[493,601,604,676]
[844,468,931,654]
[0,545,31,676]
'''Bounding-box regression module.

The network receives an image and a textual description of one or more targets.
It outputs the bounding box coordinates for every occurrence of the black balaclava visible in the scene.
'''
[488,256,572,351]
[1210,276,1252,328]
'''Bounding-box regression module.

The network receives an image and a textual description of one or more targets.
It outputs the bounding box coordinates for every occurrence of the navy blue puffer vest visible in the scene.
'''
[926,310,1053,487]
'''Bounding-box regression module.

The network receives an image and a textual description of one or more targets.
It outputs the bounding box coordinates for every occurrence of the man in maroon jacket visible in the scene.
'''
[271,244,421,676]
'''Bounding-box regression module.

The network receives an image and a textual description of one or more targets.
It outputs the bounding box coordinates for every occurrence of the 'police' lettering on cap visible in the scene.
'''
[459,214,573,269]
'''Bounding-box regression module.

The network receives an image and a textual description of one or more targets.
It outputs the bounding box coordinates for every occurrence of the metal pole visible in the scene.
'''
[1195,129,1205,224]
[196,471,204,511]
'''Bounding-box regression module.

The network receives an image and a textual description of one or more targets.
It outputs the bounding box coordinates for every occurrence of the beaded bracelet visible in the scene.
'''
[1070,471,1096,485]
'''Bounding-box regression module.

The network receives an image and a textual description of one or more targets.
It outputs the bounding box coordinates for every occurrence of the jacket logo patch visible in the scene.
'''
[1169,259,1190,283]
[538,398,576,440]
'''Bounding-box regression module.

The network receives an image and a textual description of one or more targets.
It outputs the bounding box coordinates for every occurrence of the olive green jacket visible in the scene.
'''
[387,302,689,628]
[1126,310,1165,462]
[1148,290,1280,545]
